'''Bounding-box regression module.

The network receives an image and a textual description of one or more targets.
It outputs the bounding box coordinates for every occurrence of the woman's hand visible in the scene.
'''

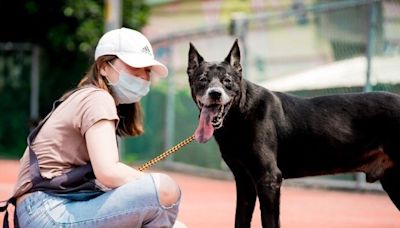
[85,119,144,188]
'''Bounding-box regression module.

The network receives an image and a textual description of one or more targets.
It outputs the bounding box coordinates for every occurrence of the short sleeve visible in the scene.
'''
[77,90,119,135]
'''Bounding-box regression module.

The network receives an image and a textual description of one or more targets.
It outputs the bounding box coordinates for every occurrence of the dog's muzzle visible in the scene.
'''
[194,88,232,143]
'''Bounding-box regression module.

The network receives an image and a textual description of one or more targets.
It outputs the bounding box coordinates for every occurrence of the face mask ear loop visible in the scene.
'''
[103,76,114,86]
[106,62,119,86]
[108,62,120,73]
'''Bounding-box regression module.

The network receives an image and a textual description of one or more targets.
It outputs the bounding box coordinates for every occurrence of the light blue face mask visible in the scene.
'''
[107,63,151,104]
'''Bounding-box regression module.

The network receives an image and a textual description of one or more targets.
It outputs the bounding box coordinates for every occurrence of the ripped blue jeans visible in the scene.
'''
[16,174,180,228]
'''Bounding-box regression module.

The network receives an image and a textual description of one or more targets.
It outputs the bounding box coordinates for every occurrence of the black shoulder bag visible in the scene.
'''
[1,89,106,227]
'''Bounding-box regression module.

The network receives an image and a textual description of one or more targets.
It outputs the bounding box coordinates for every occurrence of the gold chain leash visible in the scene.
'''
[138,135,195,171]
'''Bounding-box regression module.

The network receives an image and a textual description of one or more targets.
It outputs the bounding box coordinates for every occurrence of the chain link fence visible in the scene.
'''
[125,0,400,190]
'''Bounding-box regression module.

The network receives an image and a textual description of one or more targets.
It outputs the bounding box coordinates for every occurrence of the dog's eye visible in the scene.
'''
[223,78,232,84]
[199,76,208,83]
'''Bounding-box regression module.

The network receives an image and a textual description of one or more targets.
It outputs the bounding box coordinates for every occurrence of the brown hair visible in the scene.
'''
[62,55,144,137]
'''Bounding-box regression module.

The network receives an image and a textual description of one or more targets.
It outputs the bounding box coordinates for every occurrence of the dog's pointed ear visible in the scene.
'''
[224,39,242,74]
[187,42,204,76]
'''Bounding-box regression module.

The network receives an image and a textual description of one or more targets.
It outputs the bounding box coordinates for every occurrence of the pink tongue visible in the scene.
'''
[195,106,218,143]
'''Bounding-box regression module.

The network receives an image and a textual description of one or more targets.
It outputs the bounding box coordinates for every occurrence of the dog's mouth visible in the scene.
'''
[194,100,232,143]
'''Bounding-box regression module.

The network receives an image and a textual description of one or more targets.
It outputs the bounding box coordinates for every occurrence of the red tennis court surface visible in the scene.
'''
[1,159,399,227]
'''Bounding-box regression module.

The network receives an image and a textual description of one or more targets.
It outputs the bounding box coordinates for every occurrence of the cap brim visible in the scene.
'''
[117,53,168,77]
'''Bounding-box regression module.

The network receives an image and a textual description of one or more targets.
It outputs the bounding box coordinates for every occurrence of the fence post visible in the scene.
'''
[364,1,378,93]
[104,0,122,32]
[230,12,249,78]
[163,47,176,163]
[356,1,379,190]
[103,0,125,156]
[30,45,40,128]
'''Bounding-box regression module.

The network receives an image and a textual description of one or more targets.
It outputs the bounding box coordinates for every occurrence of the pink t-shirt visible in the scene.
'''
[12,86,119,198]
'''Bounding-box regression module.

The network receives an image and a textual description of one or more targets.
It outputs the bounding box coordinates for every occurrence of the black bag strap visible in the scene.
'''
[28,99,63,185]
[0,198,14,213]
[0,197,19,228]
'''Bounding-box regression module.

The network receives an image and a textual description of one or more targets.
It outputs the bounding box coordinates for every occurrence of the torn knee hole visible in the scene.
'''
[152,173,181,207]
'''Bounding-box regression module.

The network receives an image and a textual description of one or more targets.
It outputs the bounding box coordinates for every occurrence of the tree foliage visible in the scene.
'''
[1,0,149,54]
[0,0,150,157]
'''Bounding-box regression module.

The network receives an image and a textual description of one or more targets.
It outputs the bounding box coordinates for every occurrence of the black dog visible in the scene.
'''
[187,39,400,228]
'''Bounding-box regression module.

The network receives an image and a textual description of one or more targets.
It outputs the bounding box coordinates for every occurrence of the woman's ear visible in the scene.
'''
[99,62,109,77]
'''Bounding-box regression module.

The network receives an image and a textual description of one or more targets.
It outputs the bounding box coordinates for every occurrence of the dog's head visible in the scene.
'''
[187,39,242,143]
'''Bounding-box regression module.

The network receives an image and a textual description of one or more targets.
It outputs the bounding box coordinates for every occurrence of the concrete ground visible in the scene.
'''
[1,159,399,228]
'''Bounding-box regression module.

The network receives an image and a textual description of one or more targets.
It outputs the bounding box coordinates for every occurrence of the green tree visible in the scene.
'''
[0,0,150,157]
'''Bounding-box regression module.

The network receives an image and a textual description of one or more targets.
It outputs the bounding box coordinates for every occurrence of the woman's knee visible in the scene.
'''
[151,173,181,207]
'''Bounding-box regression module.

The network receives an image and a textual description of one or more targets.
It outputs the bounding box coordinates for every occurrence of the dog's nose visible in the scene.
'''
[209,90,222,100]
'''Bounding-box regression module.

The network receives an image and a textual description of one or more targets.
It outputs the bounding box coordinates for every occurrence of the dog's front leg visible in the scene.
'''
[248,153,282,228]
[257,168,282,228]
[223,155,257,228]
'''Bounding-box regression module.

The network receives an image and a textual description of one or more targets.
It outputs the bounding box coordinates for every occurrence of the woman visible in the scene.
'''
[11,27,184,227]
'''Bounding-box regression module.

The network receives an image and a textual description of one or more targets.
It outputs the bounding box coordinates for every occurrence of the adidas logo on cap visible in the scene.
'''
[141,46,151,56]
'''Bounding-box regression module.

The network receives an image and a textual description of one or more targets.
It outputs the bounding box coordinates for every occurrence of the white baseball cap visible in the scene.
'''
[95,27,168,77]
